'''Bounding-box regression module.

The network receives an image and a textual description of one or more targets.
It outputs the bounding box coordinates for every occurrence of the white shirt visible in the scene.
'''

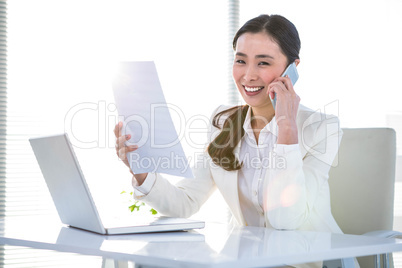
[238,107,276,227]
[133,107,299,227]
[238,107,299,227]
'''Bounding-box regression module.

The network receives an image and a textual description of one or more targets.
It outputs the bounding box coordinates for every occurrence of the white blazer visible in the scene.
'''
[135,104,343,233]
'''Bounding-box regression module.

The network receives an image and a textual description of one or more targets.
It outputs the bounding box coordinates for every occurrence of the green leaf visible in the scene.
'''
[150,208,158,215]
[120,191,126,194]
[126,197,156,215]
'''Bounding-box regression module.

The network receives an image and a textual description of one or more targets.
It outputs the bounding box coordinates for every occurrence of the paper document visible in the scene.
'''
[112,61,194,178]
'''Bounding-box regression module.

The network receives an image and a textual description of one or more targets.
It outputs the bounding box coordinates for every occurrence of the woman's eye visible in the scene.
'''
[235,59,245,64]
[258,61,270,66]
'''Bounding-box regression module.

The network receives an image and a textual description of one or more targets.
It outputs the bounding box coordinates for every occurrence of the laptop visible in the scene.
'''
[29,133,205,235]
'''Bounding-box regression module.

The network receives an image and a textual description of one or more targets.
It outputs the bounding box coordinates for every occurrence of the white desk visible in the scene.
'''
[0,217,401,268]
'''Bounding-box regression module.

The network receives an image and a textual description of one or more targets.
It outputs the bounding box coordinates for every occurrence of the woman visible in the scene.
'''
[114,14,343,233]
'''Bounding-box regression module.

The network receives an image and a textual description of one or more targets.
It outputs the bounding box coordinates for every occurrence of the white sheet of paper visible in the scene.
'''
[112,61,194,178]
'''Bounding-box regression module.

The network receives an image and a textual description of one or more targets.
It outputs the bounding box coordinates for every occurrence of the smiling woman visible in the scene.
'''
[116,14,343,238]
[4,1,402,267]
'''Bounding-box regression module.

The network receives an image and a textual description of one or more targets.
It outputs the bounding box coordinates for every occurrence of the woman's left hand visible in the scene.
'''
[267,75,300,144]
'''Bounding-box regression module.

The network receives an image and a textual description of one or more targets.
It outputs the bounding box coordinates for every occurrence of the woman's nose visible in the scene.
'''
[243,66,258,81]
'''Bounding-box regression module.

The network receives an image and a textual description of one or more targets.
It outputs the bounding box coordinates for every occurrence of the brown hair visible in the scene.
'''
[207,14,301,171]
[207,105,249,171]
[233,14,301,64]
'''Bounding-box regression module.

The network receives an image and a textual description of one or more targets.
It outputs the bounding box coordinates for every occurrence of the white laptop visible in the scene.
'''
[29,133,205,235]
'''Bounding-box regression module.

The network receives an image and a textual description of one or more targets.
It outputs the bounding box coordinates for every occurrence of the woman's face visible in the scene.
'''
[232,32,289,109]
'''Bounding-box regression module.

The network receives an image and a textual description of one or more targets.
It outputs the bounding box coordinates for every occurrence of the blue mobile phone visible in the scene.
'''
[270,62,299,110]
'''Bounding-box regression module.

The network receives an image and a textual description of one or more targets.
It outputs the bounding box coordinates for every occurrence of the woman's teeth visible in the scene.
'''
[244,86,263,92]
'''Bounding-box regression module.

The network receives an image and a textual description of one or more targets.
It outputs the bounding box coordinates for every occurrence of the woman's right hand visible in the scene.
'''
[114,121,148,184]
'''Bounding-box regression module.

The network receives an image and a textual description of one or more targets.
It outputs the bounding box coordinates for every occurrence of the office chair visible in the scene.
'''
[327,128,400,268]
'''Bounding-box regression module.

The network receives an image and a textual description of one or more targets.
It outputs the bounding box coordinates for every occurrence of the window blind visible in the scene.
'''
[4,0,57,217]
[227,0,240,105]
[0,0,7,218]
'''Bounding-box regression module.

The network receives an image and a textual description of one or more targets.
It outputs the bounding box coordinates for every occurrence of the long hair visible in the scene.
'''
[207,105,249,171]
[207,14,301,171]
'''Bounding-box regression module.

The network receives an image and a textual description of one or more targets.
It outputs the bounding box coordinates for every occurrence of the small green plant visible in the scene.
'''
[129,200,145,212]
[120,191,158,215]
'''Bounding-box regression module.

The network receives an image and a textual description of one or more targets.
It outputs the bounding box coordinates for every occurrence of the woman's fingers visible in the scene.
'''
[267,79,287,101]
[279,75,295,94]
[114,121,123,138]
[114,121,140,167]
[268,75,300,126]
[117,143,139,168]
[116,135,138,153]
[268,76,293,93]
[116,134,130,150]
[268,76,298,101]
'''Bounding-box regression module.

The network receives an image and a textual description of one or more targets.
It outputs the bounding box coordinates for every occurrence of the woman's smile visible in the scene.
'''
[243,85,264,96]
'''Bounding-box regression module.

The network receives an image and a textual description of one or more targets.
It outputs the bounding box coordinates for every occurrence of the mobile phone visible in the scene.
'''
[270,62,299,110]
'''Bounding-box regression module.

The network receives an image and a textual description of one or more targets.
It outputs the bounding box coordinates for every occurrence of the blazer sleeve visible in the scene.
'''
[132,106,226,218]
[134,154,216,218]
[263,110,342,230]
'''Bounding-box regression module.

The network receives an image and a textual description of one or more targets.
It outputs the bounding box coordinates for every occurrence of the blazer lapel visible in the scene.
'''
[234,142,247,225]
[214,142,247,225]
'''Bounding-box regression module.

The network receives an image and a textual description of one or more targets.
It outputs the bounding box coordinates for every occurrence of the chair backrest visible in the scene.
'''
[328,128,397,268]
[328,128,396,235]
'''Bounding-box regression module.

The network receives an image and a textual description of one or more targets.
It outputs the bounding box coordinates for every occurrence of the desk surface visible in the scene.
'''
[0,217,402,268]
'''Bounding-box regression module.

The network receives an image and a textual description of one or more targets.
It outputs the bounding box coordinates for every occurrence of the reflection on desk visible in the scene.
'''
[0,245,105,268]
[0,217,402,268]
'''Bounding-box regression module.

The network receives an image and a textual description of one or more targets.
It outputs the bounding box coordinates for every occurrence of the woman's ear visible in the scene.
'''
[295,59,300,67]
